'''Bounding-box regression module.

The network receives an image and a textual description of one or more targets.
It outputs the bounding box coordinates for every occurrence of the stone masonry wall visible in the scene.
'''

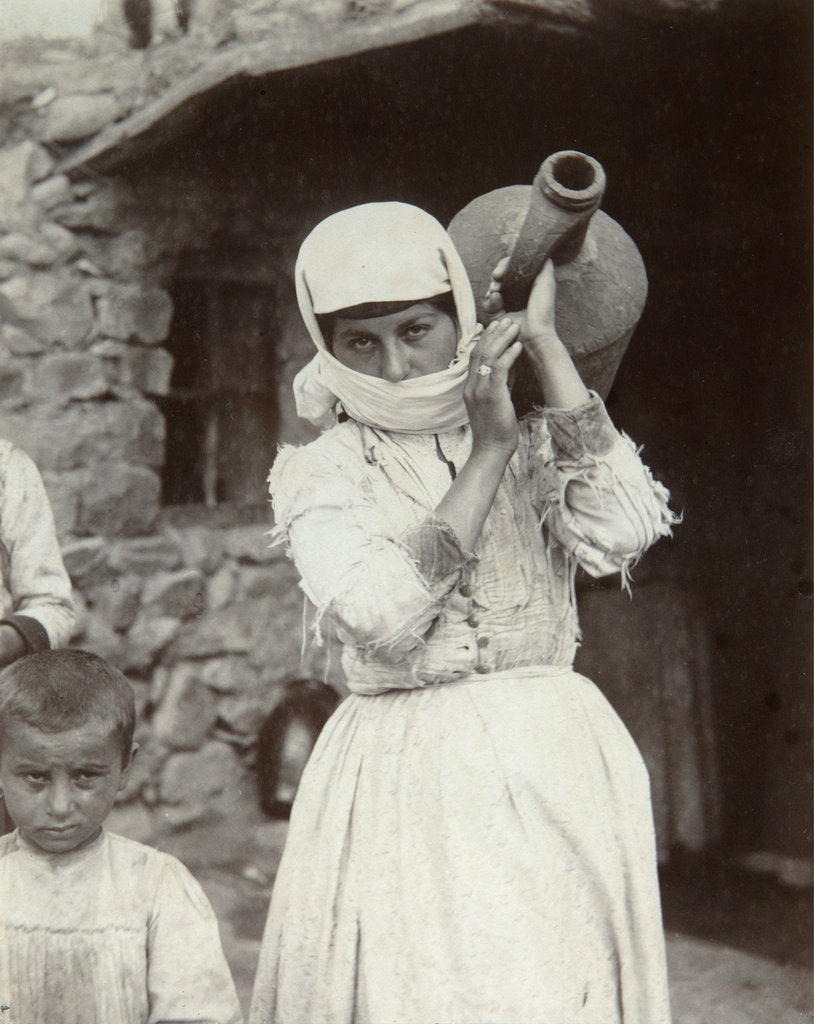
[0,137,324,850]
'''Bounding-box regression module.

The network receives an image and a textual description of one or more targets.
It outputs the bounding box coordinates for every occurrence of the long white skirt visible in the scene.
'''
[249,669,672,1024]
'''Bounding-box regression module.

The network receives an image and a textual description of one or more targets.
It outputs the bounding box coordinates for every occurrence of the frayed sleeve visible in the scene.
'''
[526,392,679,582]
[269,442,472,658]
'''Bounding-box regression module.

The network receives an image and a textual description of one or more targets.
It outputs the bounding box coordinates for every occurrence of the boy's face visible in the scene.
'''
[0,717,136,855]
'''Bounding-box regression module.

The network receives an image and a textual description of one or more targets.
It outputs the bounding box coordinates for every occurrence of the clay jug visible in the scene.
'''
[447,150,647,399]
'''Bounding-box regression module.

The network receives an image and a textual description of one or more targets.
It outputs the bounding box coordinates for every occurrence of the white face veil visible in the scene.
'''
[292,202,480,433]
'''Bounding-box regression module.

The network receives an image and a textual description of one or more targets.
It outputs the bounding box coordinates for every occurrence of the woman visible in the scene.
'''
[250,201,677,1023]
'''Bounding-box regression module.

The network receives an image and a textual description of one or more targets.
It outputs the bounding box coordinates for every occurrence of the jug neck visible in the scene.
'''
[534,151,606,263]
[499,150,607,310]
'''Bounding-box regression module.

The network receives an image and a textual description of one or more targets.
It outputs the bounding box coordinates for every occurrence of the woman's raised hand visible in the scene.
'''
[484,257,589,409]
[436,317,523,551]
[484,257,558,349]
[464,318,523,457]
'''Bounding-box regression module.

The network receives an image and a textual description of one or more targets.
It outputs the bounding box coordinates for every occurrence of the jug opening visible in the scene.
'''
[538,150,607,211]
[551,154,595,191]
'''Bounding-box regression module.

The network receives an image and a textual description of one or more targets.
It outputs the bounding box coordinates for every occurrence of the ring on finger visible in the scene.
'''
[477,363,492,377]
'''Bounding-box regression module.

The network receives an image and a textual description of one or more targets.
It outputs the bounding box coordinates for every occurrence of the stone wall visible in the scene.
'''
[0,136,328,848]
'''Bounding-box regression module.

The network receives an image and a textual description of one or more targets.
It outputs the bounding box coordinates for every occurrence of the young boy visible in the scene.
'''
[0,649,243,1024]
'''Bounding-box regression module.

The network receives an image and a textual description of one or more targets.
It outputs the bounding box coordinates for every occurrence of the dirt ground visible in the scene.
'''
[169,819,813,1023]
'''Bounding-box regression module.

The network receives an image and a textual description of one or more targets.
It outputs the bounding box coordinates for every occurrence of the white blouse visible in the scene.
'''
[269,393,676,695]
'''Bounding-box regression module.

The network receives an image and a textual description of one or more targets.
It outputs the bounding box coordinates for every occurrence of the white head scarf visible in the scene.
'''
[293,202,479,433]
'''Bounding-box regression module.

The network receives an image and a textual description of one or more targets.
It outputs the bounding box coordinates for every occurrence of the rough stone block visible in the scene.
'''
[216,692,269,738]
[115,395,166,467]
[142,568,206,620]
[152,663,219,750]
[105,803,156,846]
[173,604,255,659]
[52,190,120,233]
[80,228,154,280]
[77,461,161,536]
[76,609,129,666]
[123,398,169,464]
[72,180,100,199]
[207,563,237,610]
[135,346,175,394]
[28,352,109,404]
[0,141,54,231]
[86,574,143,631]
[245,593,308,677]
[0,323,43,358]
[130,678,152,719]
[250,558,302,602]
[40,469,83,539]
[108,535,184,575]
[233,589,305,677]
[31,174,75,212]
[17,400,165,472]
[223,524,277,564]
[61,536,109,587]
[0,271,95,348]
[93,340,173,394]
[158,741,247,820]
[123,612,181,672]
[149,665,171,707]
[196,655,260,695]
[0,197,37,236]
[0,362,24,403]
[28,142,57,184]
[31,87,58,111]
[0,233,43,262]
[0,227,79,268]
[166,524,225,574]
[38,222,81,262]
[37,93,121,144]
[90,338,127,359]
[95,282,173,344]
[236,564,282,601]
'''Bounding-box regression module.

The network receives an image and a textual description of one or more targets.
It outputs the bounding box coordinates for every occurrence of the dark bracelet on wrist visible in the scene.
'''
[0,615,51,655]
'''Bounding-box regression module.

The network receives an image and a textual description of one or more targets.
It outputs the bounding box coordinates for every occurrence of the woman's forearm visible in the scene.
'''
[434,445,513,552]
[525,330,590,410]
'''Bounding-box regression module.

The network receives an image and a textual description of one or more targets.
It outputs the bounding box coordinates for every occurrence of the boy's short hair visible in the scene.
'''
[0,649,136,764]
